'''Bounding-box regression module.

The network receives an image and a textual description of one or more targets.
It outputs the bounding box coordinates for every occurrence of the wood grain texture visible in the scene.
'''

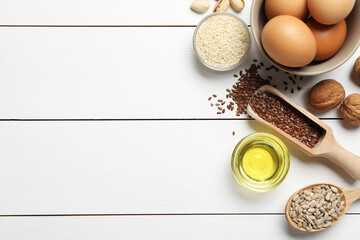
[0,0,251,26]
[0,120,358,215]
[0,215,359,239]
[0,27,358,119]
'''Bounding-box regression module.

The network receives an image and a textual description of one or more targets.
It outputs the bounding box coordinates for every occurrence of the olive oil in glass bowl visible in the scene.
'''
[231,133,290,192]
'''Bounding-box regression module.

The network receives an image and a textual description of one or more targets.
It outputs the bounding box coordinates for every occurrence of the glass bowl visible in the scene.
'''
[193,12,252,71]
[231,133,290,192]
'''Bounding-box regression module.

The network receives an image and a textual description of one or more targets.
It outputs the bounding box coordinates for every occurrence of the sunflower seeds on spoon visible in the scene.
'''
[289,184,345,231]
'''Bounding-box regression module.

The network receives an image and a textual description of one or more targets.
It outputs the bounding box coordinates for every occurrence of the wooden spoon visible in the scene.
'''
[285,183,360,232]
[247,85,360,180]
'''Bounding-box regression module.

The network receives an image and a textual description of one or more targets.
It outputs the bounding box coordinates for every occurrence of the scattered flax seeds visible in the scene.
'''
[207,60,308,115]
[195,14,249,68]
[208,63,270,115]
[229,64,270,115]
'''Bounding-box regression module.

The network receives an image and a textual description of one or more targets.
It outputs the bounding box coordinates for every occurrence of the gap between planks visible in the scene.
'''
[0,213,358,218]
[0,118,343,122]
[0,24,250,28]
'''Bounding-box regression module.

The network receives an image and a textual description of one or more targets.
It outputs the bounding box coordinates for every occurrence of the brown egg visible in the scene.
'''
[261,15,316,67]
[306,18,346,61]
[265,0,309,21]
[307,0,355,25]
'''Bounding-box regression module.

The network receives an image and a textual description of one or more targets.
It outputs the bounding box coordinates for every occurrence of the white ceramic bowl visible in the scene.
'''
[250,0,360,76]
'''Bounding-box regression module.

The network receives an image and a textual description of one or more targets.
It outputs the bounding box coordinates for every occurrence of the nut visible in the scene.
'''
[308,79,345,111]
[230,0,245,12]
[190,0,210,13]
[213,0,230,12]
[354,56,360,79]
[340,93,360,126]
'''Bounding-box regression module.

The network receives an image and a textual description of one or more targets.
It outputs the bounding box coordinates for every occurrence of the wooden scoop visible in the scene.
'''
[247,85,360,180]
[285,183,360,232]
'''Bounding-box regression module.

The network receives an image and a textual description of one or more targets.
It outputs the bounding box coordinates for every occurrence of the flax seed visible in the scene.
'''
[289,76,295,85]
[209,62,272,116]
[227,63,270,115]
[250,91,324,148]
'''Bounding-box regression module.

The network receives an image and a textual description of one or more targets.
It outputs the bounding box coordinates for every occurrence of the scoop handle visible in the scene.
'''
[320,140,360,180]
[344,188,360,206]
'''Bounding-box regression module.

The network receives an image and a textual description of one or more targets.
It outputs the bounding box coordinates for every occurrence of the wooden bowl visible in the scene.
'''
[250,0,360,76]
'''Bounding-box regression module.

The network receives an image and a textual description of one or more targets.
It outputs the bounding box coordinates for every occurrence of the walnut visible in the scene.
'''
[355,56,360,80]
[340,94,360,126]
[308,79,345,111]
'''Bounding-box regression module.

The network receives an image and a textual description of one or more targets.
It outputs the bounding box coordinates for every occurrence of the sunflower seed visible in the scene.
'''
[288,184,345,232]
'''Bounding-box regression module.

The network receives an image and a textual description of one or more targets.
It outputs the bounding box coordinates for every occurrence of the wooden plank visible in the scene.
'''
[0,27,358,119]
[0,120,358,215]
[0,215,359,239]
[0,0,251,26]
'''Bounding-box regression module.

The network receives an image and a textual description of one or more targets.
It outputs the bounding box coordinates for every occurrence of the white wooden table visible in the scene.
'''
[0,1,359,239]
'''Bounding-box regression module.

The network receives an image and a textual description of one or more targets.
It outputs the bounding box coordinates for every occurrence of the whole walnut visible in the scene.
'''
[340,93,360,126]
[355,56,360,79]
[308,79,345,111]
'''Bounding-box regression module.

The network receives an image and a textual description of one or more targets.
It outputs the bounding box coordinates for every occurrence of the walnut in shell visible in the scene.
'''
[340,93,360,126]
[354,56,360,80]
[308,79,345,111]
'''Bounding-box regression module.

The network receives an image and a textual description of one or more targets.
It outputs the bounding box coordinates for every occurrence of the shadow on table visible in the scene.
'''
[191,53,231,80]
[283,217,333,238]
[350,69,360,88]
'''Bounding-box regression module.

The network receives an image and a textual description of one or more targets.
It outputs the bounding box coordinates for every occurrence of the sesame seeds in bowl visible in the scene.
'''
[193,12,251,71]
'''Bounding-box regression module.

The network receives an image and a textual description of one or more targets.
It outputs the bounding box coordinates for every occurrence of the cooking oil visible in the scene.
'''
[231,133,290,192]
[242,145,278,181]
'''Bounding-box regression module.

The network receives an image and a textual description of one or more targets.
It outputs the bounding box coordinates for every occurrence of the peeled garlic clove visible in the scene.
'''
[214,0,230,12]
[190,0,210,13]
[230,0,245,12]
